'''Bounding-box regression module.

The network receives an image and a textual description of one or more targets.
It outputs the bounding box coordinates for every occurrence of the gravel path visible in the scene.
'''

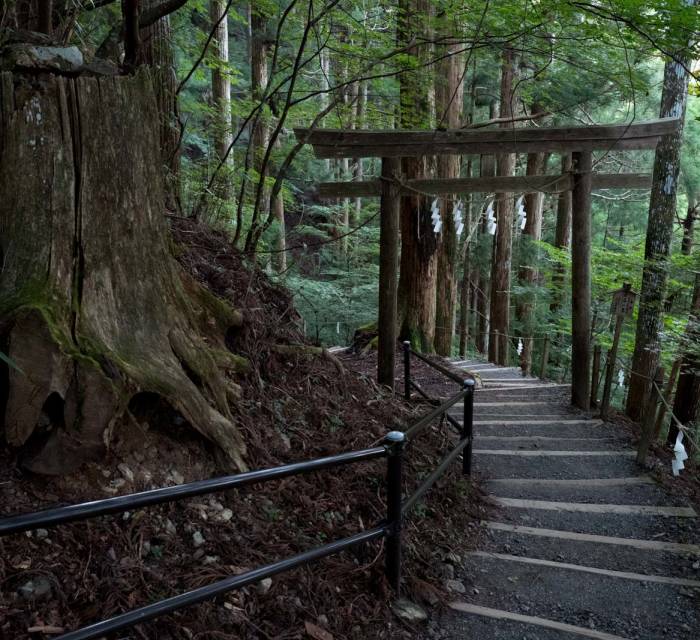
[430,358,700,640]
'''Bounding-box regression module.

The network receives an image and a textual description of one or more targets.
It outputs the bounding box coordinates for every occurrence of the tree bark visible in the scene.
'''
[681,195,697,256]
[141,0,180,211]
[249,3,270,224]
[377,158,402,388]
[397,0,436,352]
[571,150,592,410]
[476,148,496,355]
[550,153,572,314]
[488,49,516,364]
[434,39,465,356]
[209,0,233,206]
[0,69,246,475]
[517,147,548,374]
[626,53,693,421]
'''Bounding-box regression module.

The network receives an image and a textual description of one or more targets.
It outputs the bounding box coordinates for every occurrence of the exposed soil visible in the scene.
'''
[0,220,488,640]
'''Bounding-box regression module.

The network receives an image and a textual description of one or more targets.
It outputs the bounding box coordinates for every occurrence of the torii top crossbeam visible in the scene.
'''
[294,117,680,158]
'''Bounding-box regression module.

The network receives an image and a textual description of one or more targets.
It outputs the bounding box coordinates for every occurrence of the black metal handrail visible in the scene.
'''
[0,447,386,536]
[0,350,476,640]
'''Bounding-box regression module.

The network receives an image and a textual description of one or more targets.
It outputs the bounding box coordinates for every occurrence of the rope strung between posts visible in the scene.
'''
[612,355,699,454]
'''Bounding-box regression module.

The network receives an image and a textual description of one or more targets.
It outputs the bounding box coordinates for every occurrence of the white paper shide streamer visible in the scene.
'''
[516,339,523,356]
[453,200,464,236]
[485,201,496,235]
[515,195,527,230]
[672,432,688,476]
[617,369,625,387]
[431,199,442,234]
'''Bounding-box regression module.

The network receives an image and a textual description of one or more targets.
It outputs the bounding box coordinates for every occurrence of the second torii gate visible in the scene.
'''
[294,117,680,410]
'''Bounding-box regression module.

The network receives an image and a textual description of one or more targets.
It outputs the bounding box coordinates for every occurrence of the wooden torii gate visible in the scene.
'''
[294,117,680,410]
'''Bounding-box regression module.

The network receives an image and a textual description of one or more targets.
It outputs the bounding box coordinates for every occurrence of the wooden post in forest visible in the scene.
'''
[571,151,593,410]
[600,284,636,418]
[377,158,401,388]
[540,335,550,380]
[590,344,602,407]
[653,358,681,439]
[637,367,665,465]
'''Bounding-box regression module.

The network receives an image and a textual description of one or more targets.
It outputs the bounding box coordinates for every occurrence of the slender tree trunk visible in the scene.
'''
[681,195,697,256]
[667,272,700,454]
[250,3,270,226]
[209,0,233,206]
[477,140,497,355]
[488,49,516,364]
[627,52,693,421]
[517,150,548,374]
[550,153,572,313]
[397,0,436,351]
[353,81,368,224]
[458,160,473,357]
[142,0,180,211]
[434,39,465,356]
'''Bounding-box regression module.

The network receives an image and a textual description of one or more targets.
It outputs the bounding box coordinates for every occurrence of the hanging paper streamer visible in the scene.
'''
[431,199,442,233]
[485,201,496,235]
[336,321,340,335]
[672,432,689,476]
[515,195,527,230]
[617,369,625,387]
[516,339,523,356]
[453,200,464,236]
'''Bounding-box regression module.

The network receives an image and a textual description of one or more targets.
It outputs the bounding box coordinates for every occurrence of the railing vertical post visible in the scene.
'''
[403,340,411,401]
[462,379,475,475]
[384,431,405,592]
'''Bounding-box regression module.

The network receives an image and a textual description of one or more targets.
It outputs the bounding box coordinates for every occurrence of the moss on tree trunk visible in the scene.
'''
[0,69,246,474]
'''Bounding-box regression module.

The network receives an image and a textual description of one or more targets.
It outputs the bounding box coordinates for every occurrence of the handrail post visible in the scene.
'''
[462,379,475,475]
[384,431,405,592]
[403,340,411,401]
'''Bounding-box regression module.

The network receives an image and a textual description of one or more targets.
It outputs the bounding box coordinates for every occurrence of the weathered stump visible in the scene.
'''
[0,67,246,474]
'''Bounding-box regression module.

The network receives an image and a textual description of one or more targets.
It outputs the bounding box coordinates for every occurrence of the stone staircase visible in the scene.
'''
[432,357,700,640]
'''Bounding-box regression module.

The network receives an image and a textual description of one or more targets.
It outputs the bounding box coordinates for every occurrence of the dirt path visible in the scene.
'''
[431,358,700,640]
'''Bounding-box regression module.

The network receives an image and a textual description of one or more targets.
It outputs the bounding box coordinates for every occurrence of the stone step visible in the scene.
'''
[452,552,699,639]
[483,522,700,579]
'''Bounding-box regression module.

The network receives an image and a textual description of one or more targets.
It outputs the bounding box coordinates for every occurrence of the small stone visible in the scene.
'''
[18,577,52,601]
[164,519,177,536]
[141,541,151,557]
[444,579,466,594]
[107,547,117,562]
[391,598,428,623]
[203,555,220,565]
[35,529,49,539]
[692,560,700,570]
[169,469,185,485]
[118,463,134,482]
[218,508,234,522]
[440,563,455,580]
[192,531,205,547]
[317,614,329,626]
[257,578,272,594]
[445,552,461,565]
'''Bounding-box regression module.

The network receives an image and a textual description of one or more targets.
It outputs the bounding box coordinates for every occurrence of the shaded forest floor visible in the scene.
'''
[0,219,488,640]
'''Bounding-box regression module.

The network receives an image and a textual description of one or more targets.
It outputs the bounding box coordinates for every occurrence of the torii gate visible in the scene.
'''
[294,117,680,410]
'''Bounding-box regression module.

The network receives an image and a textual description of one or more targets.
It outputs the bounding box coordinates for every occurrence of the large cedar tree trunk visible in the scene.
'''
[488,49,516,364]
[626,55,693,421]
[397,0,436,351]
[434,40,465,356]
[0,69,247,474]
